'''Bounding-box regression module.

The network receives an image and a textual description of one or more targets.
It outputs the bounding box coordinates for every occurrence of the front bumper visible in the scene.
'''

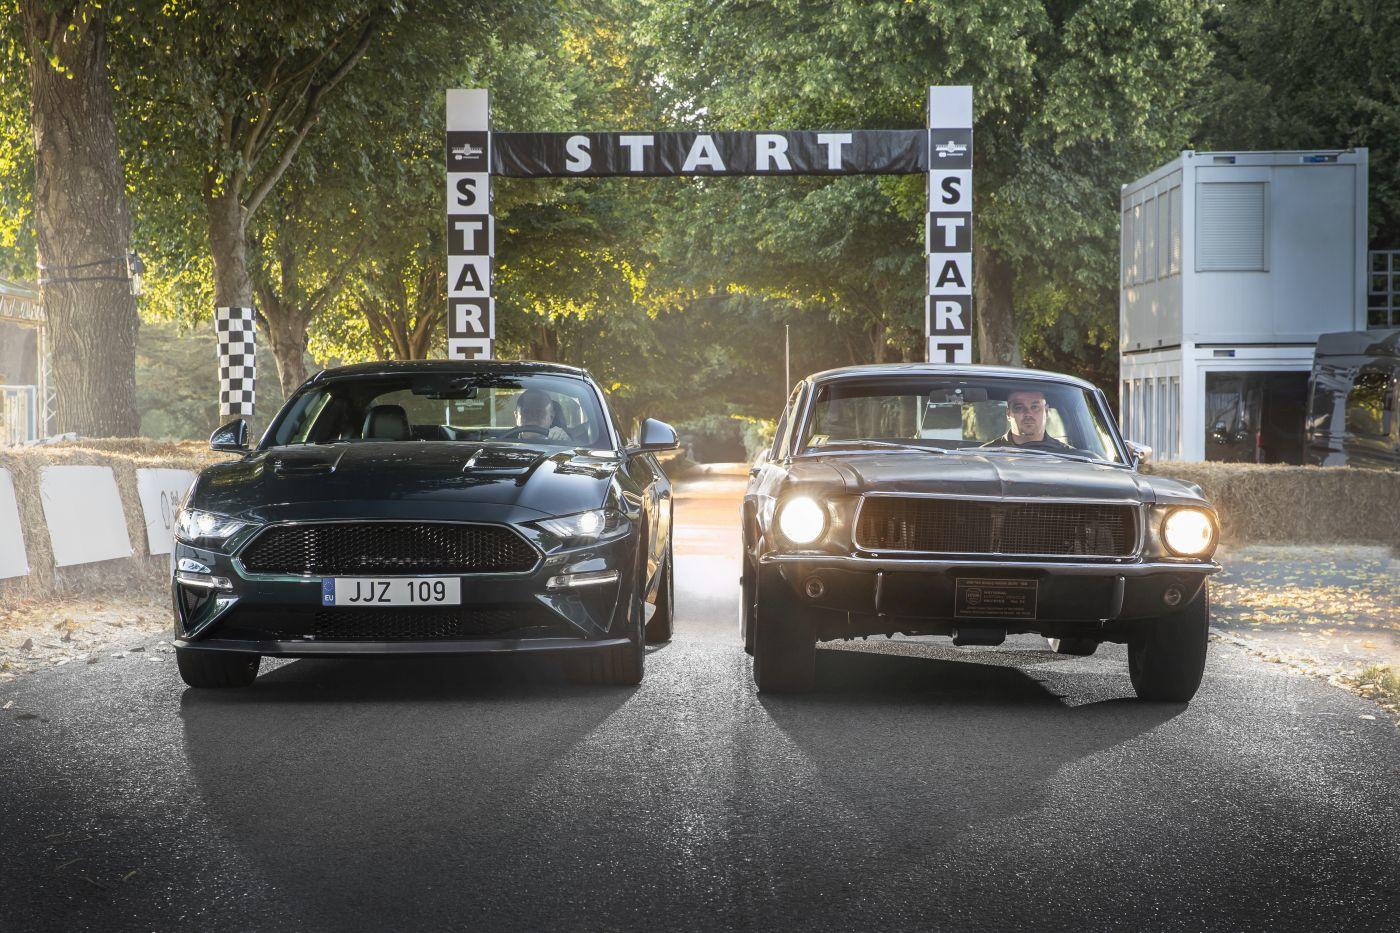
[171,530,639,657]
[759,553,1219,640]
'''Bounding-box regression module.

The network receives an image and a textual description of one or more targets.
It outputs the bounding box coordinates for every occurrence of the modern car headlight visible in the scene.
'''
[174,509,248,546]
[776,496,828,546]
[532,508,629,547]
[1161,507,1217,558]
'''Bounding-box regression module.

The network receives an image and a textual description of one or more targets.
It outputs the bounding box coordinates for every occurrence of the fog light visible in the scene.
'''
[175,571,232,591]
[803,576,826,599]
[1163,585,1183,608]
[177,558,212,574]
[546,570,620,590]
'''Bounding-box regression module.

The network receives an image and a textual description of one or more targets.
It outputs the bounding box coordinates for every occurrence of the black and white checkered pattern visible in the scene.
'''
[216,306,256,416]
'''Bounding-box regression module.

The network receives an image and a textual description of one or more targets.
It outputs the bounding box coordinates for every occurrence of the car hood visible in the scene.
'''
[192,442,620,523]
[785,449,1208,506]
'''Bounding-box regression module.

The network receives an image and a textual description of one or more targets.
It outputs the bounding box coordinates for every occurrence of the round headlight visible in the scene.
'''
[1162,508,1215,557]
[776,496,827,545]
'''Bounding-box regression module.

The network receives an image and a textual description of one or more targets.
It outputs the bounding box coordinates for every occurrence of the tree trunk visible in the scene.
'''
[262,311,310,395]
[205,193,253,310]
[973,240,1022,365]
[23,3,140,436]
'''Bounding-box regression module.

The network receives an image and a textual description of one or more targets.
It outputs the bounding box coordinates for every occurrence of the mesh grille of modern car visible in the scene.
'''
[215,605,569,641]
[855,498,1136,557]
[238,522,538,575]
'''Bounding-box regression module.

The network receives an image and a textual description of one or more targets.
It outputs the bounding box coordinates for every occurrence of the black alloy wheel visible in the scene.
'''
[644,537,674,644]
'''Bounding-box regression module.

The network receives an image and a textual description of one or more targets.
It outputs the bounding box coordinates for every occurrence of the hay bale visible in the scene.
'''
[0,439,236,604]
[1147,461,1400,547]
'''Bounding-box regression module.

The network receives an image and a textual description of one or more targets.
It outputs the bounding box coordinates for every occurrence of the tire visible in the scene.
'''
[1047,636,1099,656]
[176,648,260,688]
[644,538,674,644]
[751,572,816,693]
[1128,584,1210,703]
[570,539,646,686]
[740,555,756,656]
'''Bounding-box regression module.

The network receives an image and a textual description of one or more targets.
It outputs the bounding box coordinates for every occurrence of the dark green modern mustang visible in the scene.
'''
[171,361,677,688]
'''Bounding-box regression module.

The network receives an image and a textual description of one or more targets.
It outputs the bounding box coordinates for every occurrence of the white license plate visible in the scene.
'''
[321,577,461,607]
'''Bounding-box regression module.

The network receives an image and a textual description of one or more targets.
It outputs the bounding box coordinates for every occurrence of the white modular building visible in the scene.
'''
[1119,149,1368,462]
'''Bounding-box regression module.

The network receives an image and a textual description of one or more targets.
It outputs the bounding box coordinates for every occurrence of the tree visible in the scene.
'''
[641,0,1211,367]
[15,0,140,434]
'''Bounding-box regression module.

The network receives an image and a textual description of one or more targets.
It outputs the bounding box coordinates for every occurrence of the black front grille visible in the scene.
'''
[215,605,571,641]
[238,522,538,576]
[855,497,1136,557]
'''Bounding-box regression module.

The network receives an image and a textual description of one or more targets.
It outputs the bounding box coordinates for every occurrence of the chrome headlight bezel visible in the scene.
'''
[174,508,249,547]
[1160,506,1218,559]
[775,495,829,546]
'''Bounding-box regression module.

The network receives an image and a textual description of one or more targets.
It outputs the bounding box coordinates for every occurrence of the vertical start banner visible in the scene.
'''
[926,86,973,364]
[445,89,495,360]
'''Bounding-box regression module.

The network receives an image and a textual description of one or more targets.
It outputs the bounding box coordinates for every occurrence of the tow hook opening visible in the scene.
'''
[952,625,1006,647]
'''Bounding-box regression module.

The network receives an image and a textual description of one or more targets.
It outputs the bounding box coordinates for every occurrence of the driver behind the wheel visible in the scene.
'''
[514,389,572,441]
[982,389,1073,450]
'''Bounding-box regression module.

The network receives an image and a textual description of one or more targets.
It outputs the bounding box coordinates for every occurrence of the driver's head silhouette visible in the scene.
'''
[515,389,552,430]
[1006,389,1049,443]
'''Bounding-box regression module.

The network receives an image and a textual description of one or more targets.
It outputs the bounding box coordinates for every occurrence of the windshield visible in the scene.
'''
[800,377,1125,463]
[264,371,611,450]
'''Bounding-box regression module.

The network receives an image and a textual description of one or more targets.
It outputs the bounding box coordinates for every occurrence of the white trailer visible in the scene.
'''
[1119,149,1368,462]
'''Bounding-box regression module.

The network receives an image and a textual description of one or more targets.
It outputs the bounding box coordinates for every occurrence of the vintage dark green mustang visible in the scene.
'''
[171,361,677,688]
[742,364,1221,701]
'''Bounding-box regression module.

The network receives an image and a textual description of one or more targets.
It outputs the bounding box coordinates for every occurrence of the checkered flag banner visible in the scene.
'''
[216,306,256,417]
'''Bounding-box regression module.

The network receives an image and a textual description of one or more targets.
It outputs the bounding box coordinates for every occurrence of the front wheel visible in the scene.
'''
[644,538,674,644]
[570,539,647,686]
[176,648,259,688]
[751,574,816,693]
[1128,585,1210,703]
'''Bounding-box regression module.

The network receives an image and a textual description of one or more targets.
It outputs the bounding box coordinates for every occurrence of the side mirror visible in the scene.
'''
[631,418,678,453]
[749,448,770,477]
[1125,439,1152,468]
[210,419,249,452]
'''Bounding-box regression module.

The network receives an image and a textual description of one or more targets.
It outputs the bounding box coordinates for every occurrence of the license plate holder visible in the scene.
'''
[954,578,1038,620]
[322,577,462,607]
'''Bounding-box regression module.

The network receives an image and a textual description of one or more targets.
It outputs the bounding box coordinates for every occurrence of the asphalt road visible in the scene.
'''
[2,471,1398,932]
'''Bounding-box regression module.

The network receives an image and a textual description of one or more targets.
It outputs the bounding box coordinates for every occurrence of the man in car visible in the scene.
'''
[514,388,572,442]
[982,388,1074,450]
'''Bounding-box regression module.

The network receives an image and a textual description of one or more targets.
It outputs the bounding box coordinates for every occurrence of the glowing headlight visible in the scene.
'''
[1162,507,1216,557]
[533,509,628,546]
[776,496,827,545]
[174,509,247,545]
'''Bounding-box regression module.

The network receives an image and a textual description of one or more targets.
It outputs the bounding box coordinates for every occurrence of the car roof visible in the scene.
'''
[308,359,592,384]
[804,363,1102,393]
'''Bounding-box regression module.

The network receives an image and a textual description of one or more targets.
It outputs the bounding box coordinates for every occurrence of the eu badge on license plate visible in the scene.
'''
[954,578,1038,620]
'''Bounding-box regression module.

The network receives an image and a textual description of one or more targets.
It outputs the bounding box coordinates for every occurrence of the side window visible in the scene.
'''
[1346,370,1393,439]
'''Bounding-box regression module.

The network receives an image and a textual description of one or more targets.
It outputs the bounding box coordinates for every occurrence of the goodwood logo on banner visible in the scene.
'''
[446,86,974,363]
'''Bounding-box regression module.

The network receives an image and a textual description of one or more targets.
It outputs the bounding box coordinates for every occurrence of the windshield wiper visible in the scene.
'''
[975,445,1102,465]
[808,440,948,454]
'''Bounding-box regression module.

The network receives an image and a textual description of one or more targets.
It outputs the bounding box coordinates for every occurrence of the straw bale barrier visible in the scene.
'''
[1147,461,1400,548]
[0,440,231,603]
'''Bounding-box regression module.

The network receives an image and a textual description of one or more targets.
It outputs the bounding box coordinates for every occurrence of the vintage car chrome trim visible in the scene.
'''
[231,518,545,580]
[850,493,1145,560]
[760,553,1220,576]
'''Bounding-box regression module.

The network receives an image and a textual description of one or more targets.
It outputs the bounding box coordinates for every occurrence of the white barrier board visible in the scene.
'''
[135,468,196,556]
[40,465,132,567]
[0,468,28,579]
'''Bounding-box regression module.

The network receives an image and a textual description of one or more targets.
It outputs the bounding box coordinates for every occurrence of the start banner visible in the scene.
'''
[490,130,929,178]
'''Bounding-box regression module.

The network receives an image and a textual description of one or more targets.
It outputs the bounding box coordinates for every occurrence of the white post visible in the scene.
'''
[446,89,494,360]
[926,85,973,364]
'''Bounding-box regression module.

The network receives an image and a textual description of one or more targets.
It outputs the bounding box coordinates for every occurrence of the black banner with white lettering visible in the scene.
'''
[489,130,928,177]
